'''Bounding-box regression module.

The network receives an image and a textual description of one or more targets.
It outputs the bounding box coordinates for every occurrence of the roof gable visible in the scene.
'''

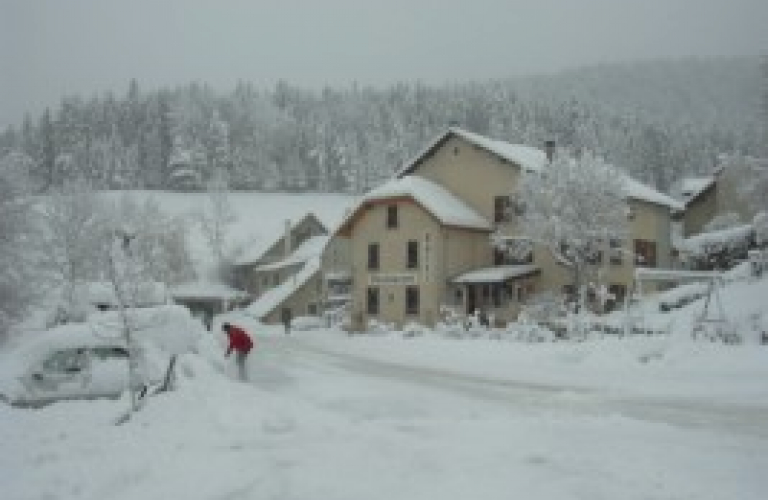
[396,127,548,178]
[338,176,492,236]
[235,212,328,266]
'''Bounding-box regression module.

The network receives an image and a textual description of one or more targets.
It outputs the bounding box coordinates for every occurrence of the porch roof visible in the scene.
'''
[451,264,539,284]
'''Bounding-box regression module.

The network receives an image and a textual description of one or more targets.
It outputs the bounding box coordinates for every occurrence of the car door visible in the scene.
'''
[87,346,130,398]
[27,348,90,403]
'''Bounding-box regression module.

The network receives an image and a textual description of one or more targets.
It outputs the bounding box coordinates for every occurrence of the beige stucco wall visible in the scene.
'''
[414,135,523,224]
[683,187,718,237]
[261,272,325,324]
[347,197,493,330]
[716,168,757,222]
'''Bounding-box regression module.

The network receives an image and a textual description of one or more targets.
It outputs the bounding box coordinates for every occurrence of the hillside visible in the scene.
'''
[2,57,762,197]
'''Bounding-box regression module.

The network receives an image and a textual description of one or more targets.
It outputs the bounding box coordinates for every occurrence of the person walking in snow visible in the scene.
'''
[222,322,253,381]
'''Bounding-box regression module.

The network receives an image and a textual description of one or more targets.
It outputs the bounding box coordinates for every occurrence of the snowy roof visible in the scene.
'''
[452,265,539,283]
[254,235,330,272]
[634,268,724,282]
[397,127,548,177]
[677,224,754,254]
[348,176,492,231]
[398,127,680,212]
[234,213,327,267]
[622,176,684,211]
[676,176,716,206]
[244,257,321,319]
[450,128,549,172]
[170,281,250,301]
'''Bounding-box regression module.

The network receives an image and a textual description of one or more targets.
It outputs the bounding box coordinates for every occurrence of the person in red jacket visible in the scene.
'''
[222,322,253,381]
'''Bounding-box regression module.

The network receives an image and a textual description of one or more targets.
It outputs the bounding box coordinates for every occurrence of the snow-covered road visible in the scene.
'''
[3,331,767,500]
[270,335,768,440]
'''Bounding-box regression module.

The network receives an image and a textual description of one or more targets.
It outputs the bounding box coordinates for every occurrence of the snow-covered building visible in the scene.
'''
[232,213,351,325]
[673,155,768,238]
[338,128,682,330]
[169,282,250,330]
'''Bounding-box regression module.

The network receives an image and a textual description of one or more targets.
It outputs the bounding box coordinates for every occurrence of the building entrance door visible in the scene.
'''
[466,285,476,315]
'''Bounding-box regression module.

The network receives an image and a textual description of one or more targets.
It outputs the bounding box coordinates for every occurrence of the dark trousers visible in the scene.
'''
[235,351,248,381]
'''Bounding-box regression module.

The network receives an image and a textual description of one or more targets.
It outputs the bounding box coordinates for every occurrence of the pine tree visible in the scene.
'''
[39,108,56,191]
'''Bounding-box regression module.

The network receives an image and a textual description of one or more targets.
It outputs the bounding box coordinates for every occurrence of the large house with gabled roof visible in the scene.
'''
[232,212,351,325]
[337,127,682,330]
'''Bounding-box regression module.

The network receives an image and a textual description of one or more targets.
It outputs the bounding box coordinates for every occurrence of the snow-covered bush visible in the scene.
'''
[367,319,395,334]
[402,322,428,338]
[519,292,566,325]
[507,322,556,342]
[436,305,467,337]
[291,315,325,331]
[702,212,742,233]
[679,224,754,270]
[87,304,203,357]
[754,211,768,247]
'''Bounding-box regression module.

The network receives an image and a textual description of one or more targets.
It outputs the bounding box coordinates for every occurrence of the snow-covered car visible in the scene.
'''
[0,305,204,407]
[0,325,161,407]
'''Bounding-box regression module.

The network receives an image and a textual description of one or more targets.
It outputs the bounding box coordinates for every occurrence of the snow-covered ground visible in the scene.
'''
[3,192,768,499]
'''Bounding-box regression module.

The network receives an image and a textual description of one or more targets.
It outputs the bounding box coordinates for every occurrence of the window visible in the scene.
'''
[386,205,398,229]
[367,287,380,315]
[634,239,657,267]
[494,247,533,266]
[308,303,318,315]
[405,286,419,315]
[368,243,380,270]
[494,196,510,223]
[91,346,129,361]
[272,273,280,286]
[406,240,419,269]
[610,239,623,265]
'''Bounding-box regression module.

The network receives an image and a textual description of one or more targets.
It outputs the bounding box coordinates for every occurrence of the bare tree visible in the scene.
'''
[105,225,148,421]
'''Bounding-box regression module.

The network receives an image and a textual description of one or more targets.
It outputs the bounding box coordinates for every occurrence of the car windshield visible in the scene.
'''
[41,348,87,374]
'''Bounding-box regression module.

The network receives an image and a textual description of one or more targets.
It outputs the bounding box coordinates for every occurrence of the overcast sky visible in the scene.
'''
[2,0,767,128]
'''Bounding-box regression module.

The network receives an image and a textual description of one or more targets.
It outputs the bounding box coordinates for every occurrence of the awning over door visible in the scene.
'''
[451,265,539,283]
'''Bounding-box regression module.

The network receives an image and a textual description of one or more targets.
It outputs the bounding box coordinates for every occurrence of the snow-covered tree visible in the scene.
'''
[515,152,629,311]
[200,169,237,279]
[39,178,107,323]
[108,195,195,286]
[0,153,39,341]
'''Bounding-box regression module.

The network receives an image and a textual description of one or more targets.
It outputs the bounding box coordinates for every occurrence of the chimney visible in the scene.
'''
[544,140,556,163]
[284,219,292,257]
